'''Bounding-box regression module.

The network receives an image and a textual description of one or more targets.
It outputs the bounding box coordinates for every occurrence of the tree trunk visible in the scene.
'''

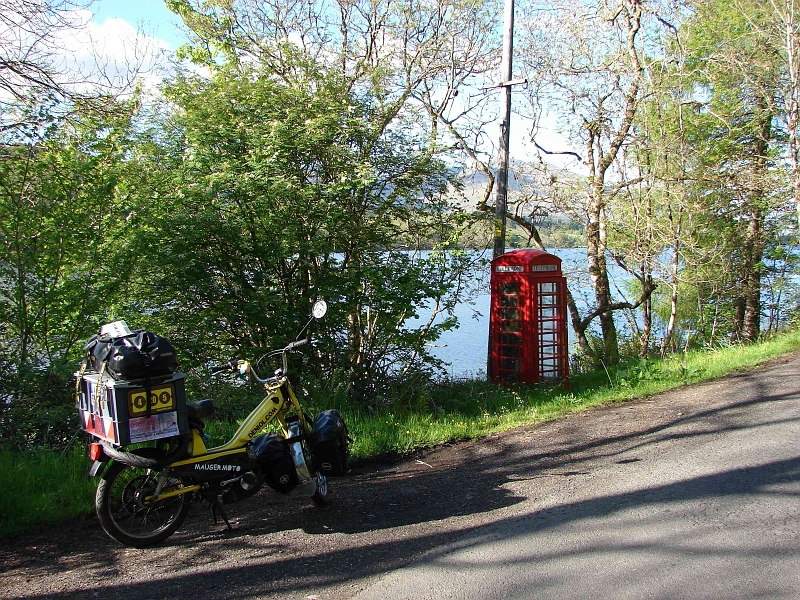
[586,180,619,365]
[731,296,745,343]
[742,97,771,343]
[639,269,652,358]
[742,209,763,342]
[566,289,591,355]
[661,251,680,357]
[779,0,800,225]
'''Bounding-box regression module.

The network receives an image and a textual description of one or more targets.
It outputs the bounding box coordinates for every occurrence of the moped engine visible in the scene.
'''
[221,470,264,504]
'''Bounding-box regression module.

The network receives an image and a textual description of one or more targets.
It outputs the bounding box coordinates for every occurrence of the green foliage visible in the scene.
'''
[0,446,96,536]
[118,64,482,405]
[622,0,800,353]
[614,358,668,389]
[0,98,139,450]
[762,234,800,333]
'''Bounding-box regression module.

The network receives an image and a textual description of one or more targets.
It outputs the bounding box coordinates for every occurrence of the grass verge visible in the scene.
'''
[3,329,799,537]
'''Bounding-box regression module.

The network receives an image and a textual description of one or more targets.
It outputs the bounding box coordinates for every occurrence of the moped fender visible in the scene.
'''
[89,459,109,477]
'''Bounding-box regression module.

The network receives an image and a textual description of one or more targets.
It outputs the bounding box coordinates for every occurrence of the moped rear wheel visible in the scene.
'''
[96,450,191,548]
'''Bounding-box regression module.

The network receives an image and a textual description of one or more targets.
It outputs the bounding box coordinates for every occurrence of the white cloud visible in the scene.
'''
[53,9,175,98]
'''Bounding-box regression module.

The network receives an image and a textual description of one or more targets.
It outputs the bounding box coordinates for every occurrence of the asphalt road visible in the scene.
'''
[352,356,800,599]
[3,353,800,599]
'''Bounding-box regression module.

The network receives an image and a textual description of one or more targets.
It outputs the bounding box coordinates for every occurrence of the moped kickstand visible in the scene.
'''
[206,495,233,531]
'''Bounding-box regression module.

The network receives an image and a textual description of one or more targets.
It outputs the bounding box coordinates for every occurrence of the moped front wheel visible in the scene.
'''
[96,451,191,548]
[298,438,329,506]
[311,470,329,506]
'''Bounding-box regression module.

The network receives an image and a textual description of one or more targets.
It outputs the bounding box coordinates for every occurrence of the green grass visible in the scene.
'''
[0,447,97,536]
[340,330,800,460]
[3,329,800,537]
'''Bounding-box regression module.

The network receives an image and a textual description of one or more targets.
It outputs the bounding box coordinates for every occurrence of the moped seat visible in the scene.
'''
[187,399,215,420]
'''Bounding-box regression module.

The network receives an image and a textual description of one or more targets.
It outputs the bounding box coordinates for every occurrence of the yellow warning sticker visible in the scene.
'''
[128,384,176,416]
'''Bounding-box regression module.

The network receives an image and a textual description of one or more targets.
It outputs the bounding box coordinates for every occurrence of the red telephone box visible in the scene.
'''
[490,249,569,385]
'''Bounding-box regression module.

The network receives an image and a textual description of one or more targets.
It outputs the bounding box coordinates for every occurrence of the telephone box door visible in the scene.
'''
[532,279,569,382]
[492,277,532,383]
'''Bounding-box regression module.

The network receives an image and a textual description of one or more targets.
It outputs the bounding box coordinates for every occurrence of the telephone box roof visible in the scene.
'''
[491,248,562,267]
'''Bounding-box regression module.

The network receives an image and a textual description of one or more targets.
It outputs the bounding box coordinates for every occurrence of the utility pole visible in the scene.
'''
[487,0,525,380]
[492,0,520,260]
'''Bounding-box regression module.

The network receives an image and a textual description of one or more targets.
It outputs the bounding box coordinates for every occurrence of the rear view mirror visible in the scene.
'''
[312,300,327,319]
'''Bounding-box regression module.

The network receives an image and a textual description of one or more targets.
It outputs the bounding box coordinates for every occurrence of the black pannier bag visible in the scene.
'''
[249,432,298,494]
[84,327,178,381]
[310,409,350,476]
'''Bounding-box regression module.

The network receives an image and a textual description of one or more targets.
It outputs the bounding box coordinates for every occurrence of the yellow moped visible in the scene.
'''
[88,300,347,548]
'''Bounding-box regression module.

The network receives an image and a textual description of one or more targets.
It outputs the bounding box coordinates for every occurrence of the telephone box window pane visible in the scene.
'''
[501,308,520,320]
[540,307,556,319]
[501,295,519,307]
[500,334,522,345]
[501,321,520,332]
[500,346,521,358]
[538,283,557,294]
[540,294,558,307]
[501,283,520,295]
[501,359,520,370]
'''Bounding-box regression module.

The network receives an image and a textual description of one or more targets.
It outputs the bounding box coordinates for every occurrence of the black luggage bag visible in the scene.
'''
[249,432,299,493]
[84,329,178,381]
[310,409,350,476]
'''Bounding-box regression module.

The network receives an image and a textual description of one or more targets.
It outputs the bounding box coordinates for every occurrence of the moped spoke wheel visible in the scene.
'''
[96,455,190,548]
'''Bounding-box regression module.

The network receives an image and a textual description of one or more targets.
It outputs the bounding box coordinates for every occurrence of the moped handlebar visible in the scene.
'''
[285,338,310,351]
[212,338,315,383]
[209,359,239,373]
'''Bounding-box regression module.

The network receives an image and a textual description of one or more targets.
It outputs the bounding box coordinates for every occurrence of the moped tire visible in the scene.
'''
[95,448,191,548]
[305,441,329,506]
[311,470,329,506]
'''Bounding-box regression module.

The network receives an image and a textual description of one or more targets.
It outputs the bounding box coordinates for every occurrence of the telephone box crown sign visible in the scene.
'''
[492,248,562,275]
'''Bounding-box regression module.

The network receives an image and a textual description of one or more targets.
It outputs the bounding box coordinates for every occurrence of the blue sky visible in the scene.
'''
[90,0,184,50]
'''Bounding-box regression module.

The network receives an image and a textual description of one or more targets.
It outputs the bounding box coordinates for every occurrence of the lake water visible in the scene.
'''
[417,248,632,379]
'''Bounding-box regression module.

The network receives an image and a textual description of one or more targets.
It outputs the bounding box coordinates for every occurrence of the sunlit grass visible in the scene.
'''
[342,329,800,459]
[3,329,799,537]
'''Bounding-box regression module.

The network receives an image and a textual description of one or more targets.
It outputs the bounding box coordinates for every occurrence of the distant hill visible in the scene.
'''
[455,160,582,223]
